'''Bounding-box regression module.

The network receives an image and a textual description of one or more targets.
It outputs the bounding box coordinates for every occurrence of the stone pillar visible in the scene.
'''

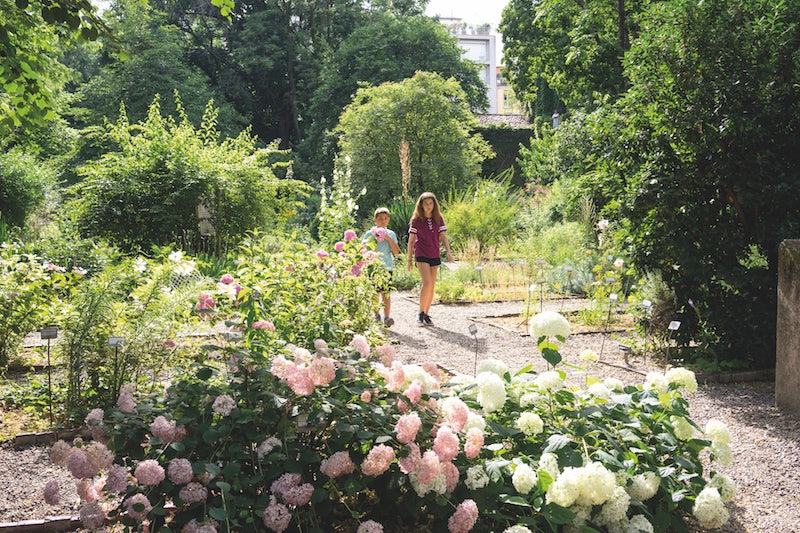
[776,240,800,415]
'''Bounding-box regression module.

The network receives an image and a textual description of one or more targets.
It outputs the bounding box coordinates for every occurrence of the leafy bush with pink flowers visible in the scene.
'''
[47,289,736,532]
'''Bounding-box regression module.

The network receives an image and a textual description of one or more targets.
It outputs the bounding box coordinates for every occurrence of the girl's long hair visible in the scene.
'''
[411,191,443,224]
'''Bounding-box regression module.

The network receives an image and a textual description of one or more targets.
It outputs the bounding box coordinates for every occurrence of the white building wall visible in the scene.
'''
[456,33,498,114]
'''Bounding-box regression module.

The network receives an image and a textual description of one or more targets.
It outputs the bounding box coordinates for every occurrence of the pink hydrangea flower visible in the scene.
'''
[433,426,460,462]
[220,273,235,284]
[313,339,328,353]
[179,482,208,503]
[196,292,216,310]
[344,229,357,242]
[403,380,423,405]
[371,226,386,242]
[212,394,235,416]
[398,443,422,474]
[77,478,100,503]
[309,356,336,386]
[105,464,129,493]
[361,444,395,477]
[357,520,384,533]
[464,427,484,459]
[395,413,422,444]
[286,366,315,396]
[316,250,329,259]
[117,385,137,413]
[360,390,372,403]
[448,499,479,533]
[85,408,104,427]
[134,459,165,486]
[168,458,194,485]
[263,496,291,532]
[349,334,370,358]
[282,483,314,507]
[150,415,177,442]
[252,320,276,331]
[320,451,356,478]
[270,473,302,497]
[124,493,152,521]
[85,441,114,473]
[376,345,395,366]
[350,261,364,277]
[43,480,60,505]
[73,266,87,275]
[79,501,105,529]
[66,448,98,479]
[163,339,176,349]
[50,440,72,467]
[417,451,441,484]
[386,361,406,392]
[442,461,460,493]
[334,241,345,252]
[441,397,469,433]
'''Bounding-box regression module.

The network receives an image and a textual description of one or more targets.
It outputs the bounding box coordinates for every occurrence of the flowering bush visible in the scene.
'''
[47,310,734,532]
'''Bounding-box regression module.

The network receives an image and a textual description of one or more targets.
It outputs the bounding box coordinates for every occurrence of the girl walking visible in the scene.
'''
[407,192,454,326]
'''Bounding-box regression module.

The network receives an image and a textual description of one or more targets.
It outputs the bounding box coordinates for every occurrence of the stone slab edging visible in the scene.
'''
[13,429,90,449]
[0,516,82,533]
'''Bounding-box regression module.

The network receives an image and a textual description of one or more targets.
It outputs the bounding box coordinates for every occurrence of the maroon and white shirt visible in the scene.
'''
[409,216,447,258]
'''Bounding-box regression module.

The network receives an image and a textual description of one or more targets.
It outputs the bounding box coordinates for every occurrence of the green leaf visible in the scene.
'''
[541,346,562,367]
[543,433,570,453]
[498,494,531,507]
[216,481,231,493]
[208,507,228,520]
[542,502,575,524]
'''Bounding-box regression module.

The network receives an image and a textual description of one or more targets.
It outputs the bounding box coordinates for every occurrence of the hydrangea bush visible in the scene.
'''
[45,282,735,532]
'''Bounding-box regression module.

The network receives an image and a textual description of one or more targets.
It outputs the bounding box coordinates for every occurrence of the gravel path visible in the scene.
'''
[2,292,799,532]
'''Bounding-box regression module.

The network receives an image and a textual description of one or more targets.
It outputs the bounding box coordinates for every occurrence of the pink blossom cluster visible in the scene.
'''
[320,451,356,478]
[182,518,219,533]
[77,479,101,502]
[334,241,345,252]
[212,394,236,416]
[84,408,109,442]
[263,496,291,533]
[106,464,129,493]
[79,501,105,529]
[464,428,484,459]
[433,426,460,462]
[383,361,406,392]
[349,334,370,358]
[316,250,329,259]
[117,384,136,413]
[124,493,152,520]
[402,380,424,406]
[252,320,276,331]
[370,226,387,242]
[350,260,365,277]
[134,459,165,486]
[398,443,421,474]
[168,458,194,484]
[220,273,235,284]
[344,229,358,241]
[84,441,114,473]
[44,262,66,272]
[442,461,460,493]
[179,482,208,503]
[361,444,396,477]
[441,397,469,433]
[43,480,60,505]
[357,520,384,533]
[270,349,336,396]
[395,413,422,444]
[270,473,314,507]
[196,292,216,310]
[150,415,178,441]
[67,448,99,479]
[448,499,479,533]
[375,344,395,366]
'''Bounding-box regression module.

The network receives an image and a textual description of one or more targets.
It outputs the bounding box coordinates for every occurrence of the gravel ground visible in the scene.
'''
[2,292,799,531]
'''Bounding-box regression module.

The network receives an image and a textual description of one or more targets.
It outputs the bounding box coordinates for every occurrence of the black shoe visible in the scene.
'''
[384,317,394,327]
[422,313,433,326]
[416,312,425,326]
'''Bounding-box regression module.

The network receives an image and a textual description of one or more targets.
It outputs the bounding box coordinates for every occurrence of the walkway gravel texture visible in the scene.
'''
[1,292,798,532]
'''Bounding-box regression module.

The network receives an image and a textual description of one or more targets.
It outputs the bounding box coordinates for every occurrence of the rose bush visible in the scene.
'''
[46,291,736,532]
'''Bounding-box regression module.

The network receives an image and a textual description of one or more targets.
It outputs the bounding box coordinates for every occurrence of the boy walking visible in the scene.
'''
[362,207,400,327]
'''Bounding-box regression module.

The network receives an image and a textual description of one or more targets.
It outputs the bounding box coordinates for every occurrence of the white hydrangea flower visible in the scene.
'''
[537,452,560,481]
[693,486,730,529]
[256,437,282,459]
[705,419,731,445]
[546,467,582,507]
[534,371,565,392]
[133,257,148,273]
[579,349,599,363]
[670,416,695,440]
[529,311,571,339]
[595,486,630,527]
[503,526,533,533]
[512,463,537,495]
[465,465,490,490]
[476,358,509,378]
[588,382,611,400]
[546,461,616,508]
[517,412,544,436]
[711,442,733,466]
[626,471,660,502]
[402,364,438,393]
[519,391,544,408]
[665,367,698,393]
[626,514,654,533]
[644,372,669,394]
[463,412,487,432]
[476,372,507,413]
[168,250,184,262]
[708,473,737,503]
[604,377,625,391]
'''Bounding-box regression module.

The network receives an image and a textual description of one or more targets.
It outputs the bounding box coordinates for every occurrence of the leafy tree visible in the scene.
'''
[336,71,493,215]
[67,95,309,253]
[299,12,489,183]
[71,0,245,136]
[575,0,800,367]
[0,148,57,228]
[500,0,644,113]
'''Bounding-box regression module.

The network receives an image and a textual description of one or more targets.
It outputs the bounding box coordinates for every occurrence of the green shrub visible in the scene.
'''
[0,148,56,229]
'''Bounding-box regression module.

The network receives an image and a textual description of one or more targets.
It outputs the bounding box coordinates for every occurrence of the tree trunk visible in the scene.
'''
[618,0,629,52]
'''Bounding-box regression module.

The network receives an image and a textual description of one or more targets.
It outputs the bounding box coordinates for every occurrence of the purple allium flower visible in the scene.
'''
[124,493,152,520]
[67,448,98,479]
[179,482,208,503]
[105,464,129,493]
[43,480,60,505]
[79,501,106,529]
[168,458,194,485]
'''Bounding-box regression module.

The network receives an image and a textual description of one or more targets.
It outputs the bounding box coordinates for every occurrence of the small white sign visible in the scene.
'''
[642,299,652,309]
[668,321,681,331]
[108,337,125,347]
[609,293,618,301]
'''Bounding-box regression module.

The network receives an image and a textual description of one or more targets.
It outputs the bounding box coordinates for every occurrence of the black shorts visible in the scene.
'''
[415,256,442,267]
